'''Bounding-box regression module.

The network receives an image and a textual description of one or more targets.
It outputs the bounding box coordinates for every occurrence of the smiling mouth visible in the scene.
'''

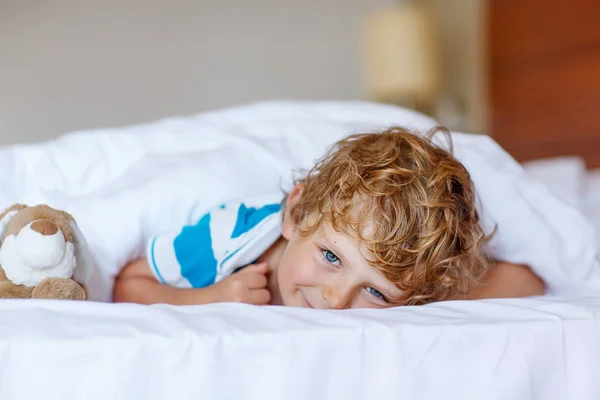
[301,293,314,308]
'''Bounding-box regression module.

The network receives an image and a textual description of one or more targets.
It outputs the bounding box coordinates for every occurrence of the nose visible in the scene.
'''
[30,220,59,236]
[322,285,352,310]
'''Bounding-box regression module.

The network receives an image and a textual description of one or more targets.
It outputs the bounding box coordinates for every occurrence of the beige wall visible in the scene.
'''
[0,0,396,144]
[0,0,485,145]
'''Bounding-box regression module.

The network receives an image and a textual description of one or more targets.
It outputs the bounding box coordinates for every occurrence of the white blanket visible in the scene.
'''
[0,101,598,300]
[1,101,600,399]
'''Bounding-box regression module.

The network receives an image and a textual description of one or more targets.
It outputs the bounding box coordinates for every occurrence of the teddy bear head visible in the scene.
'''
[0,204,93,288]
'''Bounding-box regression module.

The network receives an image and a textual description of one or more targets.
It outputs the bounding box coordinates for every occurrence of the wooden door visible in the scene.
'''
[489,0,600,167]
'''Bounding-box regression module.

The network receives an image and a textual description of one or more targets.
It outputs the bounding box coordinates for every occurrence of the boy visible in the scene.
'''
[114,127,545,308]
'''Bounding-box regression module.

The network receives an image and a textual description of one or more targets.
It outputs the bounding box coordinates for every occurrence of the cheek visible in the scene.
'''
[290,260,319,286]
[278,243,321,288]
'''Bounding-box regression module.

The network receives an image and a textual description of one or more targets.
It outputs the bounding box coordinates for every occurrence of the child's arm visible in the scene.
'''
[465,261,546,300]
[113,258,271,306]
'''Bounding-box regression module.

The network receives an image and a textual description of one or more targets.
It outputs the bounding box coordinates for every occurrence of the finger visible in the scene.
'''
[239,262,269,275]
[243,271,268,289]
[248,288,271,305]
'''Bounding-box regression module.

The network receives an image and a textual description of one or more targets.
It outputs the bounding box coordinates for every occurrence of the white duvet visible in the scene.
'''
[1,101,599,399]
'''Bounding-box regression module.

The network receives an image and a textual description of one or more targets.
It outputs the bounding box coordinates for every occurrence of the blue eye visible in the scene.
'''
[323,250,340,265]
[366,287,385,300]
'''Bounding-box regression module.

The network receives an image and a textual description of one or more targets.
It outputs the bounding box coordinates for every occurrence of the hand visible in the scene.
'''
[209,262,271,305]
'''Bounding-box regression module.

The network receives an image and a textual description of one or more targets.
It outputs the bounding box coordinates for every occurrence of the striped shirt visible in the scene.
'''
[146,194,283,288]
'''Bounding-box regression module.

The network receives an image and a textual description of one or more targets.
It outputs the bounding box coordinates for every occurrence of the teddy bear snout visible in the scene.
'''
[15,220,66,270]
[30,220,59,236]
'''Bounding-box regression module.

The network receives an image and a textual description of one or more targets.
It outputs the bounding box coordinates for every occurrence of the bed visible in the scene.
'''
[0,101,599,400]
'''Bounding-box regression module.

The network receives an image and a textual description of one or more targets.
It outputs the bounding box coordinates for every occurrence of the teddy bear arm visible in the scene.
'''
[32,278,86,300]
[0,280,34,298]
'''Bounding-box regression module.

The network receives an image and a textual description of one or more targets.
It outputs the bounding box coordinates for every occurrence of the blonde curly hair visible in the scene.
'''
[287,126,492,305]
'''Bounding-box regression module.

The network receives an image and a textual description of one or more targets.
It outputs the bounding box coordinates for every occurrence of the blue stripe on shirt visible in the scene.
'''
[174,212,218,288]
[231,203,281,239]
[149,237,166,284]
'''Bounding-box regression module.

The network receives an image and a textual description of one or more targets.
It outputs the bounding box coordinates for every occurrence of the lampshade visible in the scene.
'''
[361,4,441,104]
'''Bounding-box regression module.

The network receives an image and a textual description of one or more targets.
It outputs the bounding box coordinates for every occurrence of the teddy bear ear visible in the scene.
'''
[0,210,19,242]
[68,220,95,288]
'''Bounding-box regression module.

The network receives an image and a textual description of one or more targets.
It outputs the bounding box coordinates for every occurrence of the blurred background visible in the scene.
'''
[1,0,598,168]
[0,1,484,140]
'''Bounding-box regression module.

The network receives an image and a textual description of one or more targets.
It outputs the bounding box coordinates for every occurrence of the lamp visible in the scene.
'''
[361,3,441,114]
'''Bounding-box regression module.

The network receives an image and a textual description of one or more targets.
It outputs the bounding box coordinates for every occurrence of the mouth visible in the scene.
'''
[301,292,314,308]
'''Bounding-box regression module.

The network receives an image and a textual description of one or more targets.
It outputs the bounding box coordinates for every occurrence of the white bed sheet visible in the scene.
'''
[1,102,599,399]
[524,156,600,252]
[1,297,599,400]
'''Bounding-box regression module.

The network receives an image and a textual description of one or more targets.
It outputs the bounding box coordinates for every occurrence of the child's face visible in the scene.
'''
[278,212,405,309]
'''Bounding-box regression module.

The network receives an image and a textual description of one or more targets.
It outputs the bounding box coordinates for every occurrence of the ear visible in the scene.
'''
[282,183,304,240]
[0,204,28,222]
[0,205,25,243]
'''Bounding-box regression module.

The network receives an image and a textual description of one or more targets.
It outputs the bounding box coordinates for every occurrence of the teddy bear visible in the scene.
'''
[0,204,94,300]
